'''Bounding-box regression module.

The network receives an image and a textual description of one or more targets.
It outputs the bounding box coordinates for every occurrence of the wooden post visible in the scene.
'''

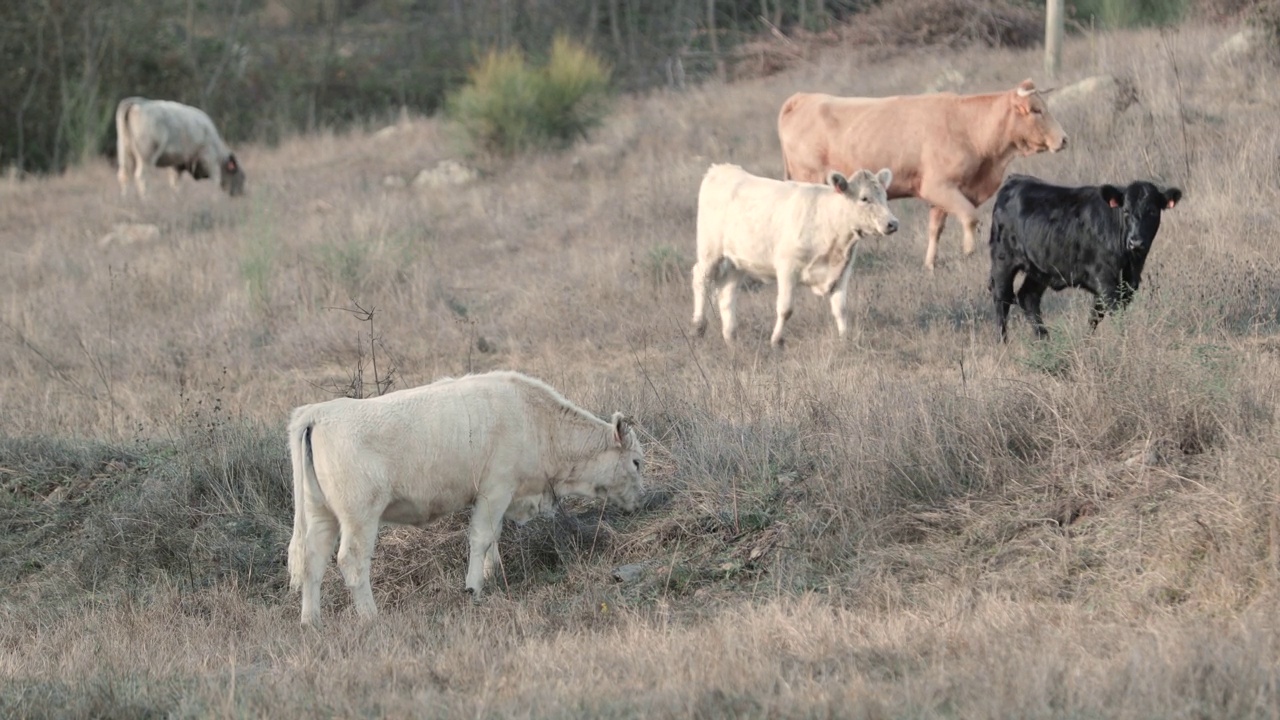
[1045,0,1064,79]
[707,0,726,82]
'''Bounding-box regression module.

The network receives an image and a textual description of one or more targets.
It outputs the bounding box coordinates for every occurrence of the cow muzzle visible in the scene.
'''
[885,219,900,235]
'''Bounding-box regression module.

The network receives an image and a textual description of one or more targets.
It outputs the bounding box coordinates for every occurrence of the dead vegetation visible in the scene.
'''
[2,20,1280,719]
[729,0,1046,80]
[843,0,1045,50]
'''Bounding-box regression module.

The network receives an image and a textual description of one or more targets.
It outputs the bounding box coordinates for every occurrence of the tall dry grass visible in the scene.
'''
[3,23,1280,718]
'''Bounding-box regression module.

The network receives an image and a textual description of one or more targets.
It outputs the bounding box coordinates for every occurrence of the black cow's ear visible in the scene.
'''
[827,172,849,194]
[1100,185,1125,208]
[1162,187,1182,209]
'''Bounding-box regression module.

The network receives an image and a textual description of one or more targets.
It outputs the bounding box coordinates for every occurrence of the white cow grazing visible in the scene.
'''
[115,97,246,198]
[286,371,646,627]
[691,164,899,346]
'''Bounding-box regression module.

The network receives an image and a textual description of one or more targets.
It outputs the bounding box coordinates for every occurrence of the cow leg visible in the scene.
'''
[690,259,715,337]
[991,266,1017,343]
[925,207,948,271]
[169,167,183,192]
[299,507,339,628]
[715,270,742,344]
[1089,296,1109,331]
[1090,285,1125,331]
[1017,275,1050,339]
[484,542,502,585]
[117,149,135,198]
[465,493,512,597]
[922,187,981,270]
[133,153,149,199]
[771,272,796,347]
[335,515,381,621]
[828,251,858,338]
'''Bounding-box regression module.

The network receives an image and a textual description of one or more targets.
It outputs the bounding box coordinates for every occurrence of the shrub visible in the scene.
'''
[534,37,612,145]
[448,37,610,156]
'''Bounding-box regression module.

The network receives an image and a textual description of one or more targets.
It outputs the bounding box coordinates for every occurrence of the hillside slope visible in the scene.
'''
[3,23,1280,718]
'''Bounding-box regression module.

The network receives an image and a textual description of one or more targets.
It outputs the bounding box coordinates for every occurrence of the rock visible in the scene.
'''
[1126,445,1167,468]
[923,68,965,93]
[414,160,479,189]
[1212,29,1268,66]
[1047,74,1138,114]
[611,563,647,583]
[99,222,160,247]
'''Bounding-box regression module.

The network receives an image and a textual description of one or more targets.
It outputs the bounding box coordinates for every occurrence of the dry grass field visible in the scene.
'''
[4,22,1280,718]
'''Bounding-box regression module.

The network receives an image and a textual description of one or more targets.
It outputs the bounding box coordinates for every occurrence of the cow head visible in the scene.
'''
[1010,79,1068,155]
[220,154,246,197]
[1101,181,1182,252]
[827,167,899,238]
[564,412,646,513]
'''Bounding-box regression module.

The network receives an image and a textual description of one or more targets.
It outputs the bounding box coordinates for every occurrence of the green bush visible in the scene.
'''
[448,37,610,156]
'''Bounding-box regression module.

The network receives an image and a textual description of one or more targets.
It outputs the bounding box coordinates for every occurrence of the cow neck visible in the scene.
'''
[544,415,611,497]
[546,408,611,464]
[955,92,1021,164]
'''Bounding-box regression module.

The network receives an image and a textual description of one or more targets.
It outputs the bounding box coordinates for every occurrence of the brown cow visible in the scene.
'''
[778,79,1067,270]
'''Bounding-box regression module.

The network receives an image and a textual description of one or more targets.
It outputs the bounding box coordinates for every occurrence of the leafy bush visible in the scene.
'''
[449,37,610,156]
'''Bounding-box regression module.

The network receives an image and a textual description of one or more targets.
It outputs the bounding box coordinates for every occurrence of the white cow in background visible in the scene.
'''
[115,97,246,198]
[691,163,899,347]
[286,371,646,627]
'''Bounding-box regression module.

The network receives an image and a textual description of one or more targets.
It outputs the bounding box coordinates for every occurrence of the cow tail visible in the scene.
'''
[778,95,799,180]
[115,98,138,175]
[286,412,317,592]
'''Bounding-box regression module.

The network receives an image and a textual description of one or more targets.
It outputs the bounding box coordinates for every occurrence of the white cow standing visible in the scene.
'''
[115,97,246,198]
[691,164,899,347]
[286,371,646,627]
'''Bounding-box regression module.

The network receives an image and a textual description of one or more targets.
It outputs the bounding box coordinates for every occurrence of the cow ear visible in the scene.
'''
[611,412,628,446]
[1100,185,1125,208]
[827,172,849,194]
[1015,79,1036,97]
[1162,187,1182,209]
[876,168,893,189]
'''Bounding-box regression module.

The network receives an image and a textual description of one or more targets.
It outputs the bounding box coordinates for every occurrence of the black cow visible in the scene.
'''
[988,174,1181,342]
